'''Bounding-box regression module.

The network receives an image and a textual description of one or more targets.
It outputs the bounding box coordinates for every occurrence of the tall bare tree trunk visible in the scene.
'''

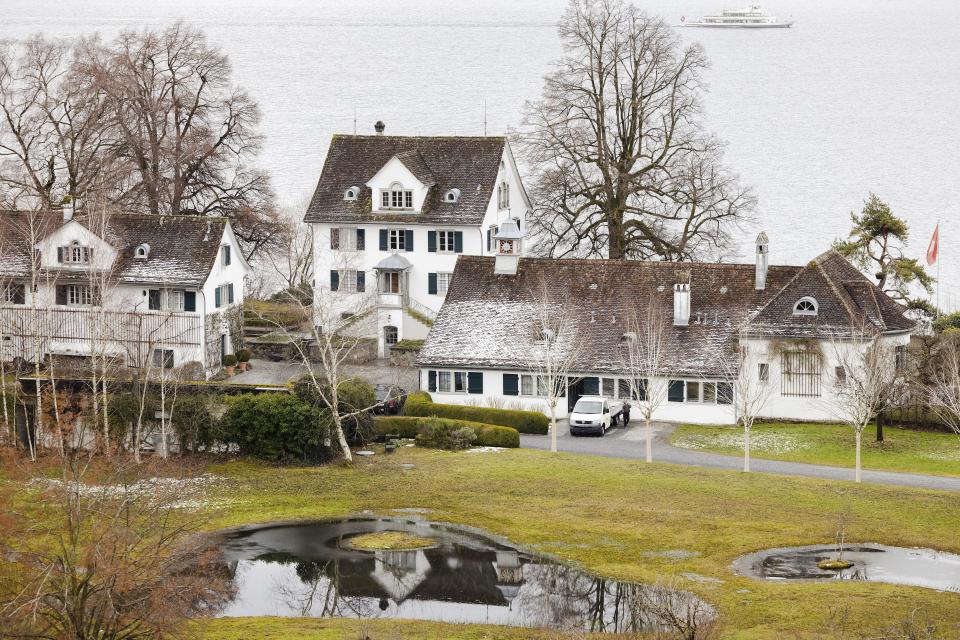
[743,422,751,473]
[645,416,653,464]
[854,428,862,483]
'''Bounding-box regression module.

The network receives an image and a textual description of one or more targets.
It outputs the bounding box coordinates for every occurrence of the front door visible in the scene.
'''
[384,325,399,354]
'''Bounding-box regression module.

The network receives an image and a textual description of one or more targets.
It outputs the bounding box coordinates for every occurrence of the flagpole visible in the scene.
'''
[937,218,941,317]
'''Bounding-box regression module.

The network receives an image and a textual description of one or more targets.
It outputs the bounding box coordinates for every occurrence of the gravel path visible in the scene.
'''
[520,421,960,492]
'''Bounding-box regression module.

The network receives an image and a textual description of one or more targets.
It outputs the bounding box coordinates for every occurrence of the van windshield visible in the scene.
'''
[573,400,602,414]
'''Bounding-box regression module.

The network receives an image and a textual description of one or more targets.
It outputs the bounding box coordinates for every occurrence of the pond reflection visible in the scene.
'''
[214,518,713,633]
[733,544,960,592]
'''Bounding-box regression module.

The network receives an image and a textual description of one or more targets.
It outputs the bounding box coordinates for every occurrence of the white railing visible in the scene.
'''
[0,306,203,347]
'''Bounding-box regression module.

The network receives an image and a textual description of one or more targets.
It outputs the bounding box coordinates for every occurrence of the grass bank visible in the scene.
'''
[670,422,960,477]
[200,446,960,638]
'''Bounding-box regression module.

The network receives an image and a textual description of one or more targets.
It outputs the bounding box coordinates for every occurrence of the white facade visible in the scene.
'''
[310,140,530,357]
[0,216,250,378]
[419,331,912,426]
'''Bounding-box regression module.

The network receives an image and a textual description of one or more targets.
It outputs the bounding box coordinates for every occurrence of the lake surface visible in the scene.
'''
[4,0,959,303]
[214,517,713,631]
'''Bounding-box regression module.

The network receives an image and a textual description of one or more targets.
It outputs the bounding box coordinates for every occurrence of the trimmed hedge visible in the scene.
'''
[373,415,520,448]
[403,391,549,435]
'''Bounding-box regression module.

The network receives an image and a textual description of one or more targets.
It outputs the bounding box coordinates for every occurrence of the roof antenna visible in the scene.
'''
[204,221,211,242]
[483,99,487,136]
[353,105,357,136]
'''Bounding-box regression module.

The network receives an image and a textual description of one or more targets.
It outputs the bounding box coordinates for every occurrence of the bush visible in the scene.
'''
[222,354,238,367]
[403,391,548,435]
[221,393,332,462]
[171,395,218,453]
[293,375,376,444]
[415,417,475,450]
[236,349,252,363]
[373,416,520,448]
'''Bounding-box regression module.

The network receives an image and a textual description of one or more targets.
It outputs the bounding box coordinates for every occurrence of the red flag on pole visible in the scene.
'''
[926,223,940,266]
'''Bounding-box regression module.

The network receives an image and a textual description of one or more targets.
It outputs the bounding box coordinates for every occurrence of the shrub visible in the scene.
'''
[222,354,238,367]
[221,393,332,462]
[415,417,475,450]
[373,416,519,448]
[403,391,548,435]
[293,375,376,444]
[171,395,218,453]
[236,349,252,363]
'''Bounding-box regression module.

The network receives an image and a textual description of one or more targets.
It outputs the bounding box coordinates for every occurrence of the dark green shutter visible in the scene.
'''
[228,283,235,304]
[636,378,648,401]
[668,380,685,402]
[428,273,438,295]
[330,270,339,291]
[214,287,221,308]
[148,290,161,310]
[184,290,196,312]
[55,285,66,305]
[503,373,519,396]
[454,231,463,253]
[717,382,733,405]
[427,230,437,252]
[356,271,365,293]
[486,228,492,252]
[56,247,64,263]
[379,229,388,250]
[404,229,414,251]
[356,228,365,250]
[467,372,483,395]
[428,370,437,392]
[12,284,25,305]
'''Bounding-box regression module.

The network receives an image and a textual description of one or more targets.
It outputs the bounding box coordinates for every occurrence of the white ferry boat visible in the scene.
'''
[681,5,794,28]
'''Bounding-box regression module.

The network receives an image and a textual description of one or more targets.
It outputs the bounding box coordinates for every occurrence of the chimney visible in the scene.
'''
[374,120,386,135]
[493,220,523,276]
[673,282,691,327]
[62,198,75,222]
[755,231,769,290]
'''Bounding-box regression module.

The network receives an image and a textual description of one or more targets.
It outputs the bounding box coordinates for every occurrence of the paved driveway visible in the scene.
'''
[520,420,960,492]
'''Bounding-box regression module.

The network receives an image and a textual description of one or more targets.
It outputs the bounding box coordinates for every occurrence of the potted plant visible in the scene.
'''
[222,354,238,376]
[236,349,251,371]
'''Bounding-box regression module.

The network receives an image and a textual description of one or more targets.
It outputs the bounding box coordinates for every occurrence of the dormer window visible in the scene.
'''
[134,243,150,259]
[344,186,360,201]
[381,182,413,210]
[443,188,461,203]
[58,241,91,265]
[793,297,818,316]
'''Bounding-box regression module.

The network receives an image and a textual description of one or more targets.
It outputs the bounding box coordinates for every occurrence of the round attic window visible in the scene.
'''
[444,188,461,203]
[793,297,818,316]
[344,187,360,201]
[134,243,150,259]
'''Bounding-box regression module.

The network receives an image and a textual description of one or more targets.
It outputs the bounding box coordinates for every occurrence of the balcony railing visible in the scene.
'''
[0,306,203,347]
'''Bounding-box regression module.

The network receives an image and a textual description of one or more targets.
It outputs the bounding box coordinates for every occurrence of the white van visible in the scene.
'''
[569,396,624,436]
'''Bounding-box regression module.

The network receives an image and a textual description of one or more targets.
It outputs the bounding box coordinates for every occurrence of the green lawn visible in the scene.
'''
[188,447,960,639]
[670,422,960,477]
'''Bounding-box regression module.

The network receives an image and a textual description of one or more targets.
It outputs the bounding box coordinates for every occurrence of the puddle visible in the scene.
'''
[733,544,960,592]
[212,517,713,633]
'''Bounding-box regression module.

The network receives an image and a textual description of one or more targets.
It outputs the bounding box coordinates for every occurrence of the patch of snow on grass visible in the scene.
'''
[467,446,506,454]
[674,431,811,455]
[28,475,224,509]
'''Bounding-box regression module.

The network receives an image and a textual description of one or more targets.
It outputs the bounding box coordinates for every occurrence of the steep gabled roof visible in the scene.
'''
[0,211,229,286]
[303,135,506,226]
[747,250,914,338]
[418,253,913,377]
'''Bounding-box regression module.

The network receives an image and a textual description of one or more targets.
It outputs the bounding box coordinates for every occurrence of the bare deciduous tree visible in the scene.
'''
[525,274,585,453]
[710,336,773,472]
[519,0,754,261]
[926,333,960,436]
[620,295,669,463]
[0,453,232,639]
[827,334,898,483]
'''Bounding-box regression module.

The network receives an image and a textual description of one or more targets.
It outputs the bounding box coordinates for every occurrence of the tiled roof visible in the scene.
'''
[303,135,506,226]
[418,252,913,377]
[0,211,227,286]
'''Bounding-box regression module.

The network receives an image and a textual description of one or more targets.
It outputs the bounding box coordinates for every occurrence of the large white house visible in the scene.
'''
[416,230,915,425]
[0,207,250,378]
[303,127,531,357]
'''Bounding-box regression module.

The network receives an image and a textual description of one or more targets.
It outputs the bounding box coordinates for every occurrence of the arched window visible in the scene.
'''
[344,186,359,201]
[382,182,413,210]
[793,297,818,316]
[134,243,150,259]
[444,188,460,203]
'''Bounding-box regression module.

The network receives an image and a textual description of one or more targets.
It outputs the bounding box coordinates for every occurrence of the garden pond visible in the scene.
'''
[212,517,714,633]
